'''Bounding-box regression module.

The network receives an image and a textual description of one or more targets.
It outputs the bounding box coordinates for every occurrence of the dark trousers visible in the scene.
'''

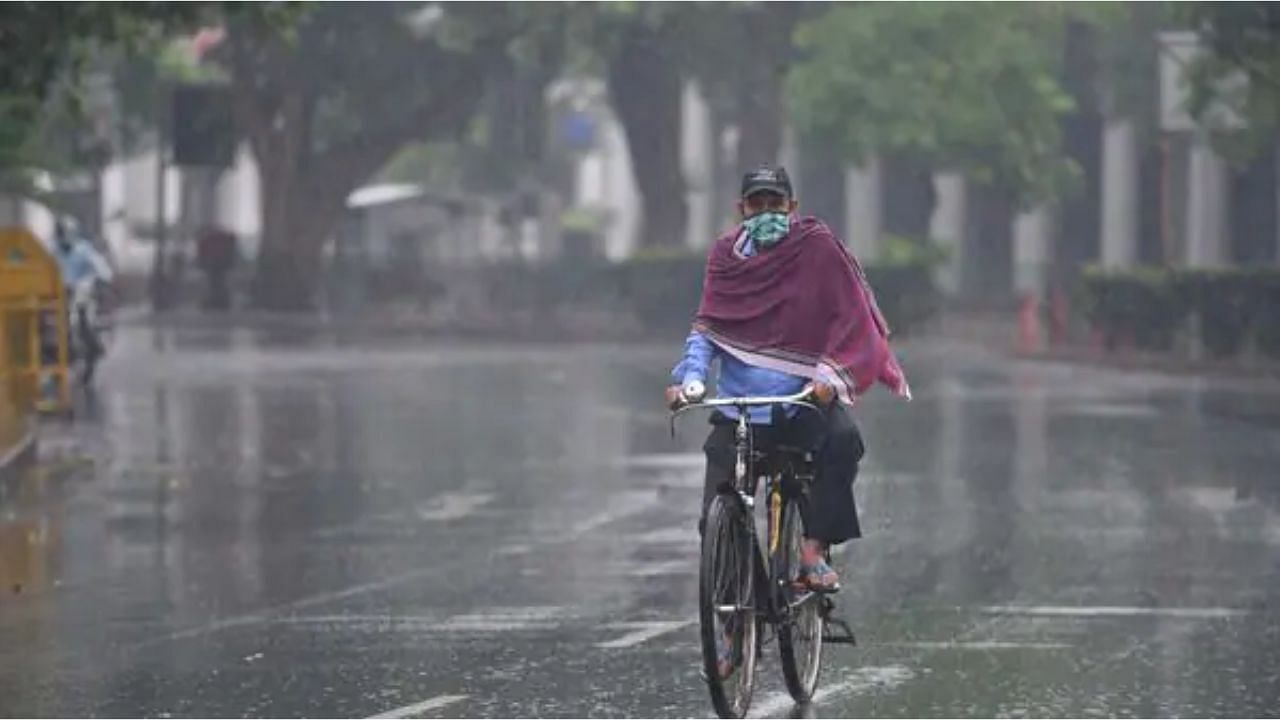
[701,403,865,545]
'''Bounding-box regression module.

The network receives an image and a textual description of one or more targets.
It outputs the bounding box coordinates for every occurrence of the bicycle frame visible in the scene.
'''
[672,389,824,623]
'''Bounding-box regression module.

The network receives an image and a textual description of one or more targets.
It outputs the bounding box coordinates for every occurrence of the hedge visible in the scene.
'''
[473,252,940,337]
[1080,265,1280,359]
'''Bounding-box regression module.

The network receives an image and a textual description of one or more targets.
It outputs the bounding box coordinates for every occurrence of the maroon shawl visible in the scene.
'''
[693,216,910,404]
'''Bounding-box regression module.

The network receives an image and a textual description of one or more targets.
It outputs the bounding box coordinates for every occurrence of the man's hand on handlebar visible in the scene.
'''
[665,379,707,410]
[808,381,837,407]
[664,385,683,410]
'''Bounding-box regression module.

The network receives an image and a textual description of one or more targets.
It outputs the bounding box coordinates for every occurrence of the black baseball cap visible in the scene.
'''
[740,164,793,200]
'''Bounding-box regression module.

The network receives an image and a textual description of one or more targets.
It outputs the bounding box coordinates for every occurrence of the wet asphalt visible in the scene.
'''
[1,322,1279,718]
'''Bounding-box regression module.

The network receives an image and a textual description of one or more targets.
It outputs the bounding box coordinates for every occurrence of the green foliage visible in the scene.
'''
[1080,266,1189,351]
[560,207,605,235]
[378,141,463,189]
[0,2,299,172]
[879,235,952,270]
[787,2,1082,204]
[1179,3,1280,163]
[864,264,939,338]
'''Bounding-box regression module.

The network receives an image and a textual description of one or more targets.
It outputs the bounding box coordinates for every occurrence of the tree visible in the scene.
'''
[786,3,1082,207]
[209,3,524,310]
[1182,2,1280,159]
[680,3,810,178]
[564,3,813,248]
[576,4,688,249]
[0,3,289,173]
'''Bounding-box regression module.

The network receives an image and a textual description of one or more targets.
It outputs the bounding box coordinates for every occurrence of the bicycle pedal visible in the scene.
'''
[822,632,857,646]
[823,617,857,646]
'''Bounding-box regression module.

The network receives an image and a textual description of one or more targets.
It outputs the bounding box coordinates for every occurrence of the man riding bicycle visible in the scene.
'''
[666,164,911,593]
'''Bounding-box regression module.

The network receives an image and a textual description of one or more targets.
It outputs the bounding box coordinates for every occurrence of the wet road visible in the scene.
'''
[2,323,1279,718]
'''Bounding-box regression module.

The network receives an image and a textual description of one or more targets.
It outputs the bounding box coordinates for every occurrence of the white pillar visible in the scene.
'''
[100,162,126,258]
[602,112,640,261]
[1101,117,1139,268]
[1013,206,1051,297]
[843,156,882,261]
[1185,134,1228,268]
[929,172,966,294]
[215,143,262,257]
[681,81,715,249]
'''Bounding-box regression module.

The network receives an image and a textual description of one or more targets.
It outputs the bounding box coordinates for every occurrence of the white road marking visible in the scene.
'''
[565,489,660,537]
[625,560,690,577]
[493,543,532,557]
[135,488,657,648]
[748,664,915,718]
[616,453,705,470]
[597,620,695,649]
[435,606,566,633]
[134,567,437,648]
[271,615,442,631]
[367,694,467,719]
[272,608,574,635]
[625,525,692,545]
[416,492,493,521]
[882,640,1072,650]
[981,605,1247,620]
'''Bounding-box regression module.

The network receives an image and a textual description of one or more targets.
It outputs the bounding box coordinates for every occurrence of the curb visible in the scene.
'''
[0,419,38,494]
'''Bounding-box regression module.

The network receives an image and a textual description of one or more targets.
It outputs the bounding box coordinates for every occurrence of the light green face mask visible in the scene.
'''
[743,211,790,248]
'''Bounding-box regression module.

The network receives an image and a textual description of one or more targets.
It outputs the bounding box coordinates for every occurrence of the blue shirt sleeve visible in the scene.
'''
[671,330,717,386]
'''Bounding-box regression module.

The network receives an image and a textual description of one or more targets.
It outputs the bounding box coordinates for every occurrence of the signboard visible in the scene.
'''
[171,83,237,167]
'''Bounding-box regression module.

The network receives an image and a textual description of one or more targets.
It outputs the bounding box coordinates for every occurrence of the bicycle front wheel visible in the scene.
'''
[776,499,824,703]
[700,495,758,719]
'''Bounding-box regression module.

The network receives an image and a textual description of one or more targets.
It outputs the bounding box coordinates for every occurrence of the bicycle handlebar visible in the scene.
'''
[669,387,825,434]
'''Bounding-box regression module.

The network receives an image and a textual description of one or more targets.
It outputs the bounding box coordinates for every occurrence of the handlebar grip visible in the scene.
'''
[681,380,706,404]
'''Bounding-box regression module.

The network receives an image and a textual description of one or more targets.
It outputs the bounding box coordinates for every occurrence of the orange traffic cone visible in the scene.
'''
[1018,293,1040,354]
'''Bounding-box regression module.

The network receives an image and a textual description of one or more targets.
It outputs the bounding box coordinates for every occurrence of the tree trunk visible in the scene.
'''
[252,191,324,312]
[964,183,1015,307]
[1057,20,1102,280]
[797,132,845,238]
[250,147,382,312]
[735,72,783,175]
[881,154,936,240]
[222,8,505,311]
[734,6,799,177]
[607,27,687,250]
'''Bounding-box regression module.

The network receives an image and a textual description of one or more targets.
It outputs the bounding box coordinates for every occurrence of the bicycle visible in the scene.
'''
[671,386,857,719]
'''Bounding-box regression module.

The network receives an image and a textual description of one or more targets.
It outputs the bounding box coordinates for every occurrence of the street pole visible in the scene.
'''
[150,89,169,312]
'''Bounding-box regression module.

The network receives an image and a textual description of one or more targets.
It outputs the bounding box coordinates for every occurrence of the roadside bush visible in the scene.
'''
[1080,265,1280,359]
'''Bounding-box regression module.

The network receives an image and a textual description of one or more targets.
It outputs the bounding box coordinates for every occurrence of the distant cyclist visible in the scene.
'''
[52,217,114,291]
[52,216,114,374]
[666,164,911,592]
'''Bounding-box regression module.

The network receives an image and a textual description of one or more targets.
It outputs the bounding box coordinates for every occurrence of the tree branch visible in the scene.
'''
[302,57,493,199]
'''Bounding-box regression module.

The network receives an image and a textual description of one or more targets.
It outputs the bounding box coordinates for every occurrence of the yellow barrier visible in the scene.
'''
[0,227,70,422]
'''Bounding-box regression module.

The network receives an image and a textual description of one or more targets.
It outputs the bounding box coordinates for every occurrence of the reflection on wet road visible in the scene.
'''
[1,324,1278,717]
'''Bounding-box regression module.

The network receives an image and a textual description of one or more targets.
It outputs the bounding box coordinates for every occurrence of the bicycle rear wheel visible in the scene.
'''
[776,499,824,702]
[700,495,758,719]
